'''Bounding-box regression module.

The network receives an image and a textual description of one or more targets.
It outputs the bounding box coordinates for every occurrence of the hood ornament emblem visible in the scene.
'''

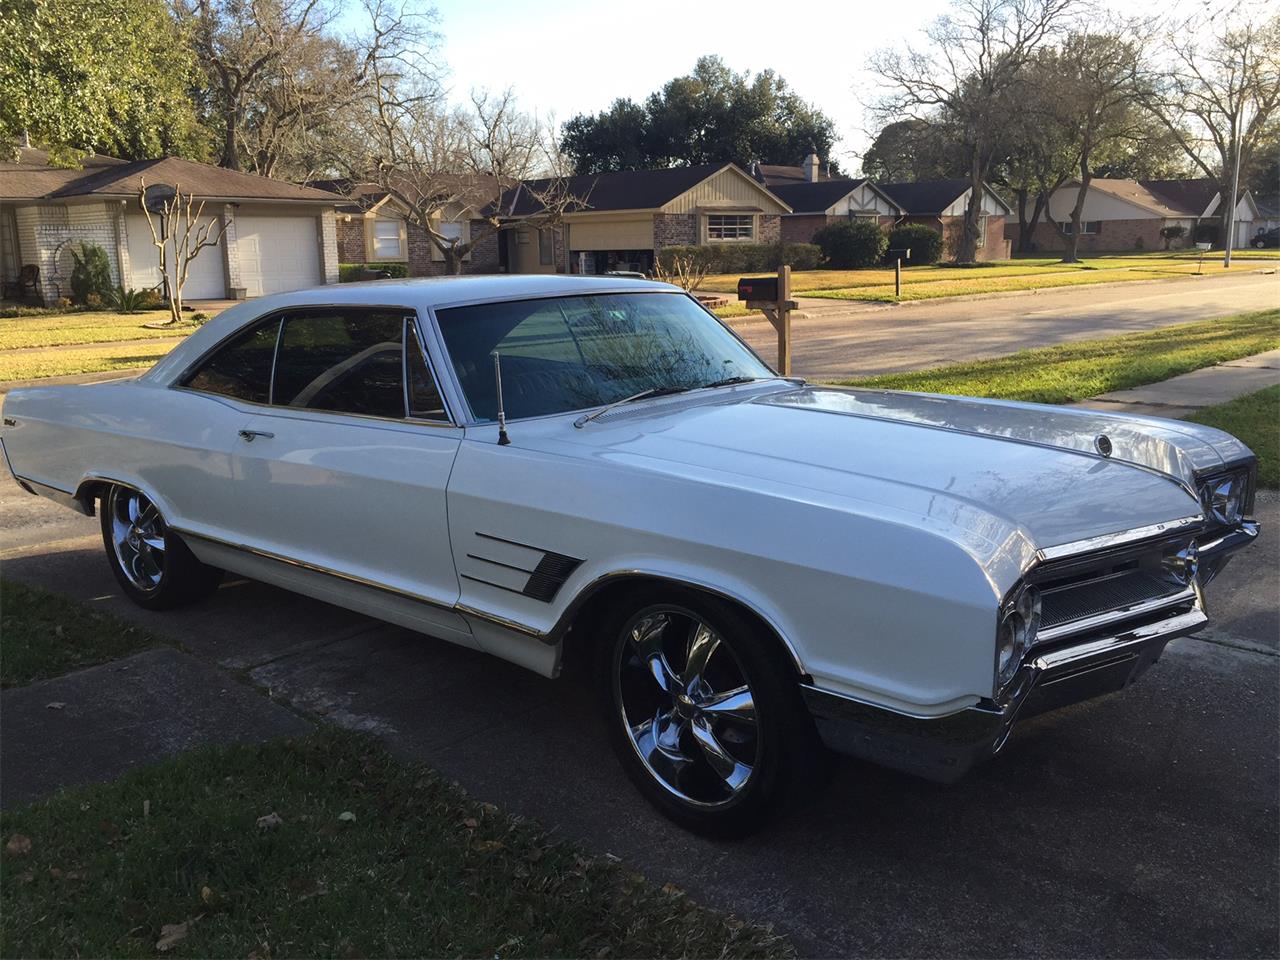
[1094,434,1113,457]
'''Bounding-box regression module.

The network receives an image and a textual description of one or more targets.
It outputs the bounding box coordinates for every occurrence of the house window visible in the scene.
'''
[371,217,404,259]
[538,228,553,265]
[1063,220,1101,235]
[706,214,754,241]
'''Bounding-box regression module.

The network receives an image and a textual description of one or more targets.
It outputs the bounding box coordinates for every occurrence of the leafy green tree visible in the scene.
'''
[561,56,839,174]
[0,0,208,160]
[861,119,965,182]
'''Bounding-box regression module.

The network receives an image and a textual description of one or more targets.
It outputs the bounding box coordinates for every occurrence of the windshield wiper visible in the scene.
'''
[700,375,762,390]
[573,386,690,428]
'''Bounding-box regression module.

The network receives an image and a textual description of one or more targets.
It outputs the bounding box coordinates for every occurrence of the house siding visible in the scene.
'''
[336,216,366,262]
[653,212,696,249]
[1019,218,1188,252]
[780,214,836,243]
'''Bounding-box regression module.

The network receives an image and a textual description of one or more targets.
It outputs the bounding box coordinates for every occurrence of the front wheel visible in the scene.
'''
[100,484,221,610]
[1254,239,1267,249]
[596,587,826,837]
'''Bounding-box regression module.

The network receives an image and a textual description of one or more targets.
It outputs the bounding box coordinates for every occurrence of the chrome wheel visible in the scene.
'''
[107,487,166,593]
[614,605,760,807]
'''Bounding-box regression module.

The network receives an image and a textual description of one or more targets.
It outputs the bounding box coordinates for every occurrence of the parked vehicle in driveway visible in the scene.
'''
[1251,227,1279,249]
[0,276,1260,835]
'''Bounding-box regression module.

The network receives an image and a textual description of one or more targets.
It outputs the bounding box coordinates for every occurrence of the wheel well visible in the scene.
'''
[556,574,806,681]
[73,478,107,516]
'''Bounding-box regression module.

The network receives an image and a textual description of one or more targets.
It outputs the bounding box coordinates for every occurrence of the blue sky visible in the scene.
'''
[374,0,1272,173]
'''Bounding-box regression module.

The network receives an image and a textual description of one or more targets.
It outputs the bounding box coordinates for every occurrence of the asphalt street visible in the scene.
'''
[1,459,1276,957]
[730,271,1280,378]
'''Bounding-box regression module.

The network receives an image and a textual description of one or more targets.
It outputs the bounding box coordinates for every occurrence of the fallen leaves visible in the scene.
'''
[337,811,356,823]
[5,834,32,857]
[155,920,192,952]
[256,812,283,830]
[45,702,66,710]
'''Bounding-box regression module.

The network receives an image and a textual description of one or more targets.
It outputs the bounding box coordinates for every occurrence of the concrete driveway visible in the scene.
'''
[1,463,1276,957]
[730,271,1279,378]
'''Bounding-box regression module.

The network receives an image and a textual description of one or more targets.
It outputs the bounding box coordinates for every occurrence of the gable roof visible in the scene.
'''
[753,163,833,187]
[876,178,1011,216]
[1141,179,1220,217]
[502,163,727,216]
[311,174,508,217]
[769,178,904,215]
[501,162,789,217]
[0,151,342,203]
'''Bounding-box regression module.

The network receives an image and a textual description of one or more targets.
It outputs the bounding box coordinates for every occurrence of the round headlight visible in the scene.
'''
[1201,473,1244,526]
[997,585,1042,688]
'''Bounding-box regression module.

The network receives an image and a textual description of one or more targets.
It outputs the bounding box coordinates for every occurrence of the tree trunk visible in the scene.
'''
[1061,163,1092,264]
[958,158,982,264]
[220,109,241,171]
[1016,189,1048,254]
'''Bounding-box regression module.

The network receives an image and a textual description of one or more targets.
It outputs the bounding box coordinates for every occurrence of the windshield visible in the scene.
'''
[435,292,773,422]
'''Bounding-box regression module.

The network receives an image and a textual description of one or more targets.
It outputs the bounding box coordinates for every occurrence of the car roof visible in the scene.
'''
[141,274,684,386]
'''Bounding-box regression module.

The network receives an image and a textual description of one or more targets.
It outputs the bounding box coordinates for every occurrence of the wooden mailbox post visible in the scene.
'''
[737,265,798,376]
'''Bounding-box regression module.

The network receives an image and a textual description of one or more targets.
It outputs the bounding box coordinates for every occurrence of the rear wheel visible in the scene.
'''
[597,587,825,837]
[100,484,221,609]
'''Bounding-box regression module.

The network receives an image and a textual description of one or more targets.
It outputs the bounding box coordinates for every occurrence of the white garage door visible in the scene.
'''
[236,215,322,297]
[125,214,227,300]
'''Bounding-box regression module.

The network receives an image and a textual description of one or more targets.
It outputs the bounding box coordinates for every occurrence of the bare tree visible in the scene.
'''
[181,0,342,172]
[339,1,584,274]
[1143,13,1280,246]
[653,251,712,291]
[872,0,1078,262]
[137,180,226,325]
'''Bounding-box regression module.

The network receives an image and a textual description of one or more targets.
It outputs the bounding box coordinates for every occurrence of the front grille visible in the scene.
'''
[1040,569,1184,631]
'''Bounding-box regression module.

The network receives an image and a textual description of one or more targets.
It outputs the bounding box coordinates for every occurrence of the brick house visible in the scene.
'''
[768,179,902,243]
[0,148,342,304]
[315,176,505,277]
[499,163,791,274]
[1011,178,1260,252]
[877,179,1011,261]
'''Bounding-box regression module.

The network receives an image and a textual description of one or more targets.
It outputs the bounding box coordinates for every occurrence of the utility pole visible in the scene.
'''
[1224,115,1243,269]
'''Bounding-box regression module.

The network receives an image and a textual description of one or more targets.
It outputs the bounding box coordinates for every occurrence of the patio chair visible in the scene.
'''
[3,264,41,304]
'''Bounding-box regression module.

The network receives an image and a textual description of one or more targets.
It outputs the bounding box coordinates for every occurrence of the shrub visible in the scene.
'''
[191,312,211,326]
[55,297,73,310]
[107,286,149,314]
[137,288,163,308]
[886,224,944,265]
[69,243,113,303]
[656,242,820,275]
[812,220,887,269]
[1160,225,1186,250]
[339,262,409,282]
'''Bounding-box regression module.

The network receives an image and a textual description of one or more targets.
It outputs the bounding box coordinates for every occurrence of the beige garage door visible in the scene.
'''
[126,213,226,300]
[567,217,654,251]
[236,214,322,297]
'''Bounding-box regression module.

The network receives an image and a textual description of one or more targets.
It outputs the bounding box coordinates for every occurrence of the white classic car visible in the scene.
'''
[0,276,1260,835]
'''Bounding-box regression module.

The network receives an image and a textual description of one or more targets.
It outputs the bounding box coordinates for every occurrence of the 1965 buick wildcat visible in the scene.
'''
[0,276,1259,835]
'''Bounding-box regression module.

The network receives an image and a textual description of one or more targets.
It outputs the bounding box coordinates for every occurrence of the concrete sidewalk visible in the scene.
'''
[1074,348,1280,418]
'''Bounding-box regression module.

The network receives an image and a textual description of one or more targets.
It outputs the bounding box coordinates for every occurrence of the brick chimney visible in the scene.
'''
[804,145,820,182]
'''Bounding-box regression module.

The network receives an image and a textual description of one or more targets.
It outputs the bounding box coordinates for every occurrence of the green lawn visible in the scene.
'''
[0,340,176,382]
[1186,385,1280,489]
[0,580,160,688]
[833,309,1280,405]
[0,310,203,350]
[698,250,1276,297]
[0,727,788,959]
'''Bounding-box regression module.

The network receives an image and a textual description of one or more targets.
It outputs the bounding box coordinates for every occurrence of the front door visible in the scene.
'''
[227,308,469,639]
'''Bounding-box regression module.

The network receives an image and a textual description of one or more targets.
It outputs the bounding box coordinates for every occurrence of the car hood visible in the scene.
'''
[541,384,1242,555]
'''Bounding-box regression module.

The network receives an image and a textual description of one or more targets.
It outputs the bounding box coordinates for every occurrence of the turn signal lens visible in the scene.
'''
[1200,473,1245,526]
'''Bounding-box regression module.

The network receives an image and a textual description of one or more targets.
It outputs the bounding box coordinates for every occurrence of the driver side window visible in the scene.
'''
[273,310,405,419]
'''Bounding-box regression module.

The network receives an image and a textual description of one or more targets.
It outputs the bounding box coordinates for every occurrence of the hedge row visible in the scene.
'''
[656,242,822,274]
[338,262,410,282]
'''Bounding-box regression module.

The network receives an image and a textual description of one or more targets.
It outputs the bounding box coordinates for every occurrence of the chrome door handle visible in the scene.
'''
[238,429,275,442]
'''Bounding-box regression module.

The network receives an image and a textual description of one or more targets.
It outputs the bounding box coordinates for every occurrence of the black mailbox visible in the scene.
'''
[737,276,778,301]
[887,247,911,260]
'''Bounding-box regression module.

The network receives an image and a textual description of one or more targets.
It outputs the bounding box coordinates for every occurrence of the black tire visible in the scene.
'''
[1254,239,1267,249]
[99,483,222,610]
[595,585,827,838]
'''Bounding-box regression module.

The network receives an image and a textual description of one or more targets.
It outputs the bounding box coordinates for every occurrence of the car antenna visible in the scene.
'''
[492,352,511,446]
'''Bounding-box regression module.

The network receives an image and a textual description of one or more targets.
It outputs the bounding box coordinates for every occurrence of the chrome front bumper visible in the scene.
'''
[803,519,1259,783]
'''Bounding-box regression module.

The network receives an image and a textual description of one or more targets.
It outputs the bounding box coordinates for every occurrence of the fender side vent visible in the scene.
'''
[522,552,582,602]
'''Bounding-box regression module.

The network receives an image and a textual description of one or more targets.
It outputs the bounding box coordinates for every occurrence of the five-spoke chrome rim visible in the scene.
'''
[108,487,166,593]
[613,605,760,807]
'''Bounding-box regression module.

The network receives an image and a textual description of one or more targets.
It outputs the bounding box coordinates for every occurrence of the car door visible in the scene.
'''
[226,307,470,640]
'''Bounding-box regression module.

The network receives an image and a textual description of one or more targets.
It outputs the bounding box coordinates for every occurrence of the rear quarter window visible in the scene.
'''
[182,322,279,403]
